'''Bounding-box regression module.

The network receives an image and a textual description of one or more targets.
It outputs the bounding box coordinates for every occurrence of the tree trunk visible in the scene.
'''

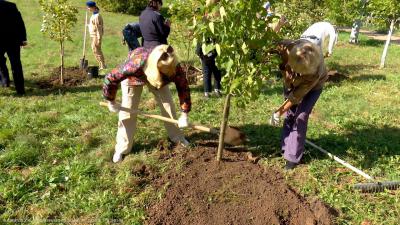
[217,93,231,161]
[380,19,395,69]
[60,41,64,85]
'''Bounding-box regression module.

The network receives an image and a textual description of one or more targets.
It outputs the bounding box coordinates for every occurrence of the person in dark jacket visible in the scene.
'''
[196,41,222,98]
[0,0,27,95]
[122,22,142,52]
[139,0,170,49]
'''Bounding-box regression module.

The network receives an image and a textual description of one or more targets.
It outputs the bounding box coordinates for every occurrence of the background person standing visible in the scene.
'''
[0,0,27,95]
[86,1,106,69]
[139,0,170,49]
[195,40,222,98]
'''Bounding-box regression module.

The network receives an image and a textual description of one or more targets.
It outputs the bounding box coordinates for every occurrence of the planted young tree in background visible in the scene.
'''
[172,0,282,160]
[367,0,400,68]
[168,0,202,78]
[96,0,147,15]
[39,0,78,84]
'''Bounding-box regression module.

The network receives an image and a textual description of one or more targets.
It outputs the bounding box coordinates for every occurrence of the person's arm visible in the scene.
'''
[133,23,142,38]
[286,75,319,105]
[154,14,170,39]
[14,5,27,45]
[327,27,336,57]
[273,15,287,33]
[195,42,204,59]
[274,99,293,116]
[94,15,104,39]
[172,64,191,113]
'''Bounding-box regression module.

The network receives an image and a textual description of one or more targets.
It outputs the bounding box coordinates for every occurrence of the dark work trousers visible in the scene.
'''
[281,88,323,163]
[201,57,221,93]
[0,45,25,94]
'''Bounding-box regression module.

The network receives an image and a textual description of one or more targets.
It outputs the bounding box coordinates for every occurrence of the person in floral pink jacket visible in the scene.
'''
[103,45,191,163]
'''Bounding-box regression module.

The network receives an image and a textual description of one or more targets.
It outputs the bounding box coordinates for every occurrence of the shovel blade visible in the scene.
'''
[79,59,88,70]
[223,126,246,146]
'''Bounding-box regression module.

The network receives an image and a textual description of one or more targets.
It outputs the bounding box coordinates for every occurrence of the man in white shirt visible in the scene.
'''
[300,21,337,57]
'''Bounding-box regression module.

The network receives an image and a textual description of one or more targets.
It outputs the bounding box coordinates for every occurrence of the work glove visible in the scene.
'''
[178,113,189,128]
[107,101,120,113]
[269,112,280,127]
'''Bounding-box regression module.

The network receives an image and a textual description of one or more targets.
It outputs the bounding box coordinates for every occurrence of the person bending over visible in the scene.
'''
[270,39,328,170]
[103,45,191,163]
[300,21,337,58]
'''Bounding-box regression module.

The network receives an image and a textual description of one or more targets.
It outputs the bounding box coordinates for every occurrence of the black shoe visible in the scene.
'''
[16,91,25,96]
[284,160,298,170]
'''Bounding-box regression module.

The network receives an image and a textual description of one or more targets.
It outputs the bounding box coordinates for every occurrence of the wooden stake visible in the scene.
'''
[217,93,231,161]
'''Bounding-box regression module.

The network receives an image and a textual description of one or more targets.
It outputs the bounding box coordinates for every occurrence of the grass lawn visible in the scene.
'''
[0,0,399,224]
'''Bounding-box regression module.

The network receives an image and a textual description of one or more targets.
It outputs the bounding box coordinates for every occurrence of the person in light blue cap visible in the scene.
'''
[263,1,273,17]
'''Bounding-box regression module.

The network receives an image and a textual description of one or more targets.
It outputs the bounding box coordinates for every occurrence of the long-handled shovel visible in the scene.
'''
[99,102,246,146]
[79,10,89,70]
[306,140,400,193]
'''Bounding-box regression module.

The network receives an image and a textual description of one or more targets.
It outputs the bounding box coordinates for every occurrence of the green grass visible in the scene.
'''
[1,1,399,224]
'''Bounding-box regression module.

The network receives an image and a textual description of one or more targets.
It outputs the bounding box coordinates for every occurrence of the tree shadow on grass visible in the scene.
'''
[324,62,386,86]
[358,38,385,47]
[0,79,103,98]
[349,74,386,82]
[186,123,282,157]
[306,123,400,170]
[326,62,377,75]
[203,122,400,170]
[130,139,166,153]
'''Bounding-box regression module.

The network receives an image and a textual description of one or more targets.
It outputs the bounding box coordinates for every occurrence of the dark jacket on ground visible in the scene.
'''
[0,0,27,46]
[139,7,170,49]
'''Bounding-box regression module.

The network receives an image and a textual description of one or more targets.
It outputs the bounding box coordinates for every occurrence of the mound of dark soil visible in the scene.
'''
[327,70,348,83]
[146,145,337,225]
[36,67,87,89]
[181,64,202,85]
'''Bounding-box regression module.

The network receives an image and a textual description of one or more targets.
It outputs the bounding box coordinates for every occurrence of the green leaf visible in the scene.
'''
[220,6,227,20]
[241,43,248,54]
[193,16,197,26]
[204,44,215,54]
[225,58,234,73]
[201,43,207,55]
[192,38,198,47]
[209,22,215,34]
[216,43,221,56]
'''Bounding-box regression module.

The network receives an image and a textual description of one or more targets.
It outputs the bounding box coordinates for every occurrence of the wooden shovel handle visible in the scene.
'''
[99,102,216,134]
